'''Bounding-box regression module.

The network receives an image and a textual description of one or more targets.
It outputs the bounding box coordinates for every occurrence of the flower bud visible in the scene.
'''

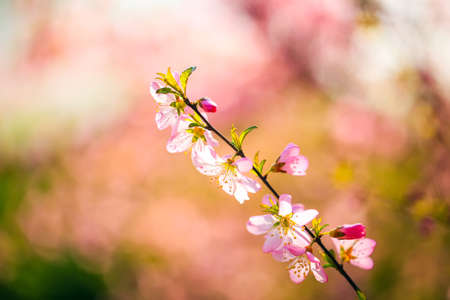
[330,223,366,240]
[198,97,217,113]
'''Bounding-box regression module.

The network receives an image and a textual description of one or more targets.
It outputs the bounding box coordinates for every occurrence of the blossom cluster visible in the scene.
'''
[150,67,375,290]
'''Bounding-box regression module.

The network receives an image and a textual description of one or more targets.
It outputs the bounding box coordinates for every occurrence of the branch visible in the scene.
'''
[183,98,363,297]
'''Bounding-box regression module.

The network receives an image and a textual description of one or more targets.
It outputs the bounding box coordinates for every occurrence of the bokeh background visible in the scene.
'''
[1,0,449,299]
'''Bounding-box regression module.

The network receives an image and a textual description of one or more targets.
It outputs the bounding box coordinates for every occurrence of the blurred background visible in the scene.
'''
[0,0,449,299]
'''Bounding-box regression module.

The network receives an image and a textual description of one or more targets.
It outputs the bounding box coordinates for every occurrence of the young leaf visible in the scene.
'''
[259,159,266,173]
[180,66,197,93]
[231,125,240,149]
[156,87,173,94]
[322,250,337,269]
[356,291,367,300]
[165,68,182,93]
[254,151,260,166]
[238,126,257,147]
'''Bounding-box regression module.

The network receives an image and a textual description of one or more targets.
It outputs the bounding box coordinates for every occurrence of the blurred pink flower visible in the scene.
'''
[198,97,218,113]
[330,101,407,157]
[288,251,328,284]
[246,194,317,260]
[191,142,260,203]
[332,238,376,270]
[275,143,309,176]
[330,223,366,240]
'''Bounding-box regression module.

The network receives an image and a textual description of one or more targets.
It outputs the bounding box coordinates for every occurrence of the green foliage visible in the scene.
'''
[0,255,107,300]
[230,125,257,151]
[356,290,367,300]
[165,68,182,93]
[239,126,257,147]
[180,66,197,94]
[155,87,173,94]
[156,68,183,96]
[321,249,338,269]
[311,218,329,236]
[253,151,267,174]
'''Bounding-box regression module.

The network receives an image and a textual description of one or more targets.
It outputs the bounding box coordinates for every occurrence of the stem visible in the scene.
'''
[184,98,363,296]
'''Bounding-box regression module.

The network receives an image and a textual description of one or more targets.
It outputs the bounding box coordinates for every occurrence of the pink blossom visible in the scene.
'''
[246,194,318,261]
[166,116,218,153]
[191,143,260,203]
[198,97,217,113]
[288,251,328,284]
[332,238,376,270]
[149,81,180,130]
[276,143,309,176]
[330,223,366,240]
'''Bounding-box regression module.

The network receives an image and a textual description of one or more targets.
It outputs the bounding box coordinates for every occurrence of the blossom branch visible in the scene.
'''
[151,67,374,300]
[182,97,364,297]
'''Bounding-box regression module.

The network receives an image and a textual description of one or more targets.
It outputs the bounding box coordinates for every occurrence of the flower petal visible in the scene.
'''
[191,140,222,176]
[155,106,178,130]
[247,215,275,235]
[352,238,376,258]
[262,194,276,206]
[166,131,192,153]
[286,243,306,256]
[281,155,309,176]
[278,194,292,216]
[291,228,312,248]
[279,143,300,162]
[234,183,250,204]
[263,229,283,253]
[288,256,310,284]
[219,173,236,196]
[350,257,374,270]
[292,203,305,213]
[292,209,319,226]
[234,157,253,173]
[272,247,296,262]
[204,130,219,147]
[310,261,328,283]
[236,173,261,193]
[150,81,173,105]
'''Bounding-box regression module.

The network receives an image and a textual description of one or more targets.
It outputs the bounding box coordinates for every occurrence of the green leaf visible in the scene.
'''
[322,249,338,269]
[254,151,260,165]
[156,87,173,94]
[259,159,266,173]
[165,68,182,93]
[231,125,240,149]
[238,126,257,147]
[180,66,197,94]
[356,291,367,300]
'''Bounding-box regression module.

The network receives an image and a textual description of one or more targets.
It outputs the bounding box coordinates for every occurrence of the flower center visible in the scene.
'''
[192,127,205,138]
[340,246,357,262]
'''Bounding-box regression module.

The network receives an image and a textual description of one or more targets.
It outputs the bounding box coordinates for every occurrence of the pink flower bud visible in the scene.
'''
[275,143,308,176]
[330,223,366,240]
[198,97,217,113]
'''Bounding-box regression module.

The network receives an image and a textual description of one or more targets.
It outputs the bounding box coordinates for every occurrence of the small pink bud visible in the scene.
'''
[330,223,366,240]
[198,97,217,113]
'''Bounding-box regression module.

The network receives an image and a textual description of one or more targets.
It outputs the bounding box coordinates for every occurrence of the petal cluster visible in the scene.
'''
[333,238,376,270]
[275,143,309,176]
[192,142,260,203]
[247,194,326,283]
[288,251,328,284]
